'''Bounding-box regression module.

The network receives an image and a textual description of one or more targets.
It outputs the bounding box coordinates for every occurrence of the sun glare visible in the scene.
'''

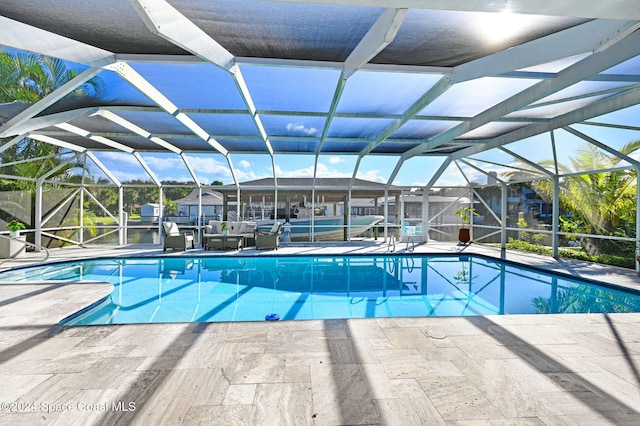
[474,10,526,45]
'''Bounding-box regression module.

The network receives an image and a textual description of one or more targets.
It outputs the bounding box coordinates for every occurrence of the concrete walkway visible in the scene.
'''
[1,241,640,424]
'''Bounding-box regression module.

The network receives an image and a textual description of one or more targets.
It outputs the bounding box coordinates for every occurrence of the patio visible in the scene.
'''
[1,242,640,424]
[1,1,640,424]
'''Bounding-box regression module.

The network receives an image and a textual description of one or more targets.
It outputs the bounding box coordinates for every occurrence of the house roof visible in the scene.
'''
[174,189,223,205]
[223,177,400,189]
[215,177,402,203]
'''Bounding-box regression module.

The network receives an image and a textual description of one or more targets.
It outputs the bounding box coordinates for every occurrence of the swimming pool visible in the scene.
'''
[2,254,639,325]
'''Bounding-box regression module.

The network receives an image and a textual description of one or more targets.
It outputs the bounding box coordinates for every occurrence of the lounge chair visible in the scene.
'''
[255,222,282,250]
[162,221,194,251]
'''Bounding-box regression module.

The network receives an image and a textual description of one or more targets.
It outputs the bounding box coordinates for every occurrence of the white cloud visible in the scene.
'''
[187,156,232,177]
[315,162,351,178]
[431,167,474,187]
[90,152,149,181]
[109,170,151,182]
[356,169,386,183]
[394,178,429,187]
[95,152,140,167]
[328,156,342,164]
[98,154,234,183]
[286,122,318,136]
[271,162,353,179]
[142,156,185,171]
[273,164,313,178]
[235,167,271,181]
[238,160,251,168]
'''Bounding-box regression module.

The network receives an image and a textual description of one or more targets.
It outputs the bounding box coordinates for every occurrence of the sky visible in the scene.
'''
[92,151,413,185]
[4,46,640,189]
[90,111,640,189]
[83,56,640,188]
[91,101,640,188]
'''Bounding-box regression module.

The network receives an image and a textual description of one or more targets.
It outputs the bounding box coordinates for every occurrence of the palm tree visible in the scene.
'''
[0,51,102,102]
[1,51,103,183]
[501,141,639,255]
[532,285,640,314]
[557,142,639,234]
[0,51,103,241]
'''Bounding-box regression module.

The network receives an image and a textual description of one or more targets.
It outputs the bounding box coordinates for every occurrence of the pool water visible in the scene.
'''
[2,255,639,325]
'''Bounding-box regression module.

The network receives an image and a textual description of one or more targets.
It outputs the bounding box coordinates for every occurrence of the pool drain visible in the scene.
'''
[265,313,280,321]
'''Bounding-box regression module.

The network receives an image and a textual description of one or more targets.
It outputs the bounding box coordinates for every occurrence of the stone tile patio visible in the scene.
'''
[1,241,640,425]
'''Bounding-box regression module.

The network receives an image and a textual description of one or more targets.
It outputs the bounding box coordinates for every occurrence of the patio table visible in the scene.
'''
[203,233,243,251]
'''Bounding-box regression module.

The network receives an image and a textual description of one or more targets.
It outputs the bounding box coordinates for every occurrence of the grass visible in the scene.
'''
[90,214,141,225]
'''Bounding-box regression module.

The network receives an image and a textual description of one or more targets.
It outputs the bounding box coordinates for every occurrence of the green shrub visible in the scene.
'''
[505,239,635,269]
[532,233,546,244]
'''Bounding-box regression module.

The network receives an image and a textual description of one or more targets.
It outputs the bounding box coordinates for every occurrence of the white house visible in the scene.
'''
[172,189,224,223]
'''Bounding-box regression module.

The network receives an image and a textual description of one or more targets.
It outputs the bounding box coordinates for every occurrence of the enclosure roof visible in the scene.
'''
[1,1,640,187]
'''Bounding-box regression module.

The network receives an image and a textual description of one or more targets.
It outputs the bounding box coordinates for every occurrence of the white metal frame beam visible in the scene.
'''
[357,74,453,159]
[28,134,87,153]
[316,7,407,157]
[39,152,84,182]
[130,0,235,71]
[0,108,99,139]
[408,29,640,161]
[132,152,161,187]
[93,110,182,154]
[563,126,640,168]
[179,153,201,185]
[314,7,407,225]
[343,8,407,79]
[130,2,402,226]
[86,152,122,187]
[0,135,26,155]
[112,54,640,83]
[357,19,640,169]
[361,22,626,175]
[562,126,640,270]
[498,147,556,177]
[54,123,134,153]
[453,20,640,84]
[452,86,640,161]
[0,16,115,66]
[129,0,264,193]
[104,61,232,186]
[0,69,104,138]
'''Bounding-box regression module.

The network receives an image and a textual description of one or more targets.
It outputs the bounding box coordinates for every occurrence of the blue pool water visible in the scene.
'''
[2,255,639,325]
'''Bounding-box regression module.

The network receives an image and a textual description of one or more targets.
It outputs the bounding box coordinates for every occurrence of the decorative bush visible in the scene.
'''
[505,238,634,269]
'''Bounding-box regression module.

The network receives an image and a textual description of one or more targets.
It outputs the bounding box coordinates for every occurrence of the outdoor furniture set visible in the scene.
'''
[162,220,283,251]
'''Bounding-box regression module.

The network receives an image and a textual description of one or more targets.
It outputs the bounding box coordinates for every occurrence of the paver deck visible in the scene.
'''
[1,241,639,425]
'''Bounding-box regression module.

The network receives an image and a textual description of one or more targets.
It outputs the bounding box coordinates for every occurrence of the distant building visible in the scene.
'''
[172,189,224,223]
[140,203,162,223]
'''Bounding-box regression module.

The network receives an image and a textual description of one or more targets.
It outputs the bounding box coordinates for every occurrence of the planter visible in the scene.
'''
[0,235,26,258]
[458,228,471,243]
[9,230,20,238]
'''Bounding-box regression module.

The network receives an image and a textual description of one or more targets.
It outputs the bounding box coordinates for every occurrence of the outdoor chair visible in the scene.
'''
[162,221,194,251]
[160,258,194,279]
[255,222,282,250]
